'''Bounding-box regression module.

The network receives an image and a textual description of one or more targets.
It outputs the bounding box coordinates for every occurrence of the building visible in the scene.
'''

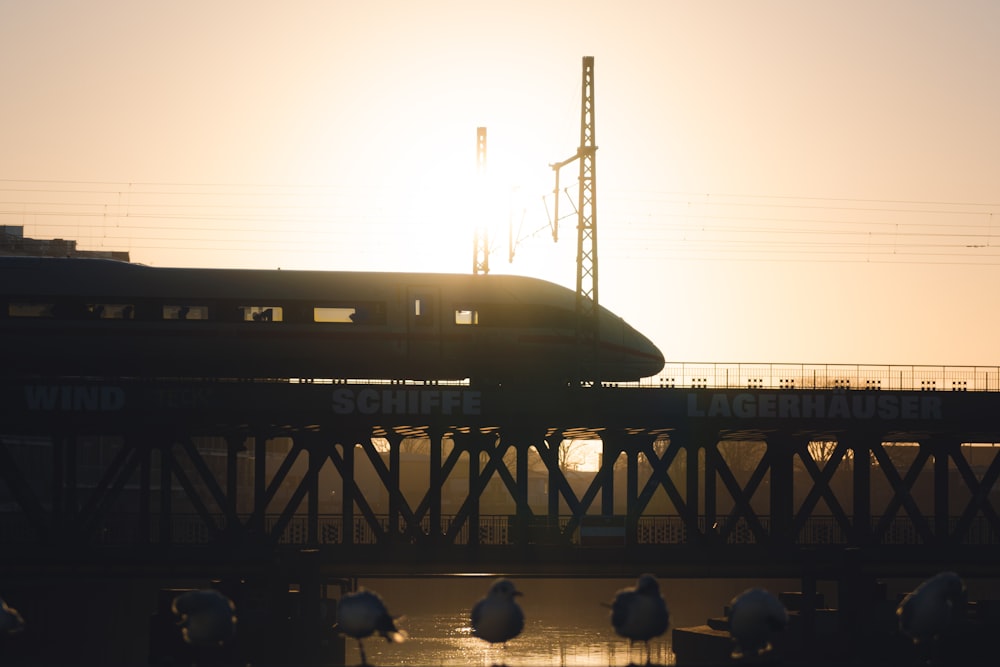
[0,225,130,261]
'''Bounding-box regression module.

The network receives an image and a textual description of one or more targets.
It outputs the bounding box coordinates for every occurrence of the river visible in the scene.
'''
[341,577,800,667]
[349,608,671,666]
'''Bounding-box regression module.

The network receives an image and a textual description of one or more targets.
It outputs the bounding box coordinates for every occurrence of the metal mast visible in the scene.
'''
[575,56,598,324]
[473,126,490,275]
[550,57,599,358]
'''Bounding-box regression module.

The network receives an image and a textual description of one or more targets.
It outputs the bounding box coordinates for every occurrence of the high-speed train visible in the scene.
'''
[0,257,664,384]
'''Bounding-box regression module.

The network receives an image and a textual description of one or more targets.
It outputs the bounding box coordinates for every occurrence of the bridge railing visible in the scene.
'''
[641,363,1000,392]
[4,513,994,548]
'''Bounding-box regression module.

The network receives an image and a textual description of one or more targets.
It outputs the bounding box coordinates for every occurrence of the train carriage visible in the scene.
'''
[0,257,664,384]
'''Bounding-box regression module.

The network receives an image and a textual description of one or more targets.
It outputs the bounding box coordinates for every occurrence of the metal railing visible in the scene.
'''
[4,513,991,548]
[638,363,1000,392]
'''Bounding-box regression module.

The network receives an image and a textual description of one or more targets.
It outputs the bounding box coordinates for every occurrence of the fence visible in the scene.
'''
[644,363,1000,392]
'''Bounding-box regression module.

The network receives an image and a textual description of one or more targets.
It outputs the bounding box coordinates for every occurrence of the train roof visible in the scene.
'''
[0,256,580,304]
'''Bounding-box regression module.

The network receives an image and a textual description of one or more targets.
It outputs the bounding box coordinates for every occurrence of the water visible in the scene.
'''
[4,575,997,665]
[338,578,771,667]
[348,609,674,667]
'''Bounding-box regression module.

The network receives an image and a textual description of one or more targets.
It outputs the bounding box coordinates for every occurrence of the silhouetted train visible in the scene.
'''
[0,257,664,384]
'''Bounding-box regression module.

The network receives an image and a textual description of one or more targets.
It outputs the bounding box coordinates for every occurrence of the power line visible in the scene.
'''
[4,178,1000,268]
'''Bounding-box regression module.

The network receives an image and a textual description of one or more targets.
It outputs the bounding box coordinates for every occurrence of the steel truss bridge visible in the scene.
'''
[2,372,1000,582]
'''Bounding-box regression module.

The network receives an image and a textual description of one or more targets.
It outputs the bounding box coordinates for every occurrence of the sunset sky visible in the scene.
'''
[3,1,1000,367]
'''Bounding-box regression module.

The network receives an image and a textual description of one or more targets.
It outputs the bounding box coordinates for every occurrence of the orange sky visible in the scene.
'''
[3,1,1000,367]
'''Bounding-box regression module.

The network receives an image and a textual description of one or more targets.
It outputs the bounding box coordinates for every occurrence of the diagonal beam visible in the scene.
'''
[177,437,241,526]
[791,440,852,538]
[951,446,1000,543]
[412,439,467,524]
[445,442,516,542]
[246,437,306,528]
[710,445,768,543]
[326,444,384,543]
[78,444,144,542]
[167,449,220,539]
[356,436,423,540]
[0,438,48,542]
[485,441,521,506]
[269,449,323,544]
[635,440,691,524]
[871,444,933,543]
[74,438,134,528]
[534,439,583,515]
[560,450,622,537]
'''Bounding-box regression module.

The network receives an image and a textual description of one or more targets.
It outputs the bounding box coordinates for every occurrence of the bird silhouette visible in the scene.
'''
[171,589,237,647]
[606,573,670,665]
[334,588,406,666]
[727,588,788,660]
[471,578,525,657]
[897,571,966,645]
[0,597,25,635]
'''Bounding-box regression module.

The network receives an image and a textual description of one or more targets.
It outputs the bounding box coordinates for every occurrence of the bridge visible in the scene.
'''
[2,363,999,580]
[3,364,1000,663]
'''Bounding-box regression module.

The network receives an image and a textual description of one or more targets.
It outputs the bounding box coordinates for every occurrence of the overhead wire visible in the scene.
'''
[3,178,1000,268]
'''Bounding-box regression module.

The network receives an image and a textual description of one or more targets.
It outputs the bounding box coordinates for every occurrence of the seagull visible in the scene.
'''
[471,578,524,650]
[728,588,788,660]
[606,574,670,665]
[897,571,966,645]
[171,589,237,647]
[334,588,406,666]
[0,597,25,635]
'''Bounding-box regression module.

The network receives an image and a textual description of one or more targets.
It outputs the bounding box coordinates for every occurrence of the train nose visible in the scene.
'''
[597,312,665,381]
[622,324,665,379]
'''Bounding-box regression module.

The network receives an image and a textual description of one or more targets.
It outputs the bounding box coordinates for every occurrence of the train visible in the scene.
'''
[0,257,664,384]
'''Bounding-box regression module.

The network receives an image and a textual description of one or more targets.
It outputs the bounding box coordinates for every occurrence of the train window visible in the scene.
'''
[240,306,283,322]
[85,304,134,320]
[314,307,357,323]
[412,297,434,326]
[8,302,54,318]
[454,309,479,325]
[162,305,209,320]
[314,303,386,324]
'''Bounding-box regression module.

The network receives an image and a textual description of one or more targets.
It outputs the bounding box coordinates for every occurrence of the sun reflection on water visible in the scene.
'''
[347,611,674,667]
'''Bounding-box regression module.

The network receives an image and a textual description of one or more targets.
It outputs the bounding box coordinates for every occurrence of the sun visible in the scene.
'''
[281,61,578,278]
[358,122,563,277]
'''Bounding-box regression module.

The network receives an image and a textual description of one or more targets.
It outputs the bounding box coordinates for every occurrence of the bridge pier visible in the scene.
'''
[286,552,348,666]
[146,569,346,667]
